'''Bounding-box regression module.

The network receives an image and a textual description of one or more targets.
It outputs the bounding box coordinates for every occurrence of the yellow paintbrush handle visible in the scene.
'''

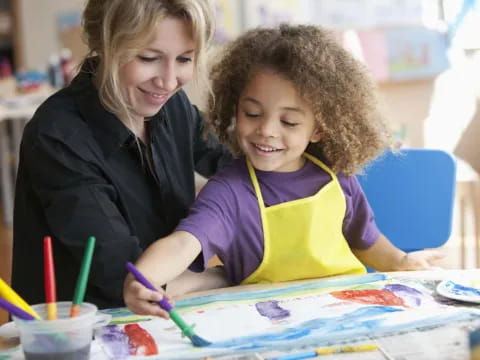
[0,277,41,319]
[315,344,378,355]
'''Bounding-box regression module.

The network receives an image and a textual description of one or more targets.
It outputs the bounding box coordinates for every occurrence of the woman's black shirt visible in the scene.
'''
[12,61,230,309]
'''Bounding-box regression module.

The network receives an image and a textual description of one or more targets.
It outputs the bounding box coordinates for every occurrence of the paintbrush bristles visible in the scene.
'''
[190,334,211,347]
[169,309,211,347]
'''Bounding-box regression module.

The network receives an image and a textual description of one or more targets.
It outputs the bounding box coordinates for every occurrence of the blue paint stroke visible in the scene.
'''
[384,284,422,307]
[209,306,401,350]
[256,300,290,321]
[176,273,387,309]
[97,325,129,360]
[444,280,480,297]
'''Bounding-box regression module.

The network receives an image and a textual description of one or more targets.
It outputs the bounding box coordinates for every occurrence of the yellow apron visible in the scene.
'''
[242,153,365,284]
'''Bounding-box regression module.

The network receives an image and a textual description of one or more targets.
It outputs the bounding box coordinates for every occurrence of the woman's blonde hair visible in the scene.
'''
[82,0,215,125]
[208,24,393,175]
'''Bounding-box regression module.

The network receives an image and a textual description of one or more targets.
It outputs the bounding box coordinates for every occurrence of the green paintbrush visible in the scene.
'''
[126,262,211,347]
[70,236,96,317]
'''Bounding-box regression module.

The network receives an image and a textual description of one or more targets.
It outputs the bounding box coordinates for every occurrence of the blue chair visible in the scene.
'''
[357,149,456,253]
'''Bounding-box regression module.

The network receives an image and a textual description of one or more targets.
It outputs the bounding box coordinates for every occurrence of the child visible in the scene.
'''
[124,24,443,318]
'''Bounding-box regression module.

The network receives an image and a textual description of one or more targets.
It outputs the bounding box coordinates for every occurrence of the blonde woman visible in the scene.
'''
[13,0,230,309]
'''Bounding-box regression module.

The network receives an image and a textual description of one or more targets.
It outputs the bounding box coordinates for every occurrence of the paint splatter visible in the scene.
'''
[124,323,159,356]
[98,325,130,360]
[330,289,405,307]
[444,280,480,297]
[255,300,290,321]
[384,284,423,307]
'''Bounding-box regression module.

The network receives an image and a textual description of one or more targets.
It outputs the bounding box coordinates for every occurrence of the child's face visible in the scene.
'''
[236,70,321,172]
[120,17,196,122]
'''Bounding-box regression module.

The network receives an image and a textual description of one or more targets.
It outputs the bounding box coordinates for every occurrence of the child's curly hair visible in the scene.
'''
[207,24,393,175]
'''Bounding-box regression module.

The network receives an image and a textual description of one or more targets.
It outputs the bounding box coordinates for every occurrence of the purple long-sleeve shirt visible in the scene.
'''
[177,157,379,285]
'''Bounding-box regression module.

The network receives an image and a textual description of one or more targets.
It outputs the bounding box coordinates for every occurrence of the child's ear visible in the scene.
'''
[310,128,321,143]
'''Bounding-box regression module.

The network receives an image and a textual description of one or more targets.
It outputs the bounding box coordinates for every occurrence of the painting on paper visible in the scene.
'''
[97,274,478,359]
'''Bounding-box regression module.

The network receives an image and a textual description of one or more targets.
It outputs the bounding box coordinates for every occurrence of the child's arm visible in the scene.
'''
[123,231,202,318]
[166,267,229,298]
[352,234,444,271]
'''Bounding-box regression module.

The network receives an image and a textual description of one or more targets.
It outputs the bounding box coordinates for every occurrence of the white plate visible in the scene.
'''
[0,321,20,353]
[0,321,19,338]
[436,279,480,303]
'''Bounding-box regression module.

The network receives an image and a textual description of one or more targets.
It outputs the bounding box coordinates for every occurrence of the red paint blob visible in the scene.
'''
[124,323,159,355]
[330,289,406,307]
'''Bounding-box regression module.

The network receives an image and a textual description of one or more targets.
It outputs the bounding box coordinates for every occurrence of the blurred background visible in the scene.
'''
[1,0,480,324]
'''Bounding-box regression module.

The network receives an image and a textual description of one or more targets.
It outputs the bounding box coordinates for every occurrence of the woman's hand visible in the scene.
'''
[123,273,172,319]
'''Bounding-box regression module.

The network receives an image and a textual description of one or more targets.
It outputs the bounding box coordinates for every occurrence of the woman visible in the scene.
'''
[12,0,230,309]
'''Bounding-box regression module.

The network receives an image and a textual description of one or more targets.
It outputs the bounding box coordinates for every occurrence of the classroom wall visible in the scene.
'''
[378,80,435,148]
[16,0,84,71]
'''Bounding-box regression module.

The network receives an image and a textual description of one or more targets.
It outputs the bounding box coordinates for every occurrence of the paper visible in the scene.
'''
[96,274,480,359]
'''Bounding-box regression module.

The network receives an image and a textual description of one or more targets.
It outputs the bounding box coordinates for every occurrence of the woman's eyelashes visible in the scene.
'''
[136,55,193,64]
[177,56,193,64]
[137,55,157,62]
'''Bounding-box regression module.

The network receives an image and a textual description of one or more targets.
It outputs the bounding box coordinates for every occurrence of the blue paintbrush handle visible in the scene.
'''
[126,262,173,311]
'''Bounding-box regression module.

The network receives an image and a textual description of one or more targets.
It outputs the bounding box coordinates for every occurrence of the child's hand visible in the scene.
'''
[398,248,445,270]
[123,273,172,319]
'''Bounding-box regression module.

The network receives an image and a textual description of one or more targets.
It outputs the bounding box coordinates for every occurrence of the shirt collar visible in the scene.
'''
[69,57,136,158]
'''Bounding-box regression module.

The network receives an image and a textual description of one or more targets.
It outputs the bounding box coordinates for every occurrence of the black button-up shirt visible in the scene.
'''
[12,60,230,309]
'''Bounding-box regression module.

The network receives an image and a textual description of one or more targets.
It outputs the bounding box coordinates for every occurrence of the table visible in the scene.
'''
[1,269,480,359]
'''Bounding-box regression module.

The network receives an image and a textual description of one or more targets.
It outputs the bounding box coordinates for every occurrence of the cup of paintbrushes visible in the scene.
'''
[12,301,110,360]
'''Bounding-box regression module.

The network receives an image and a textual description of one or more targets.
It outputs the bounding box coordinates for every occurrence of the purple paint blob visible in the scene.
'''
[384,284,422,306]
[255,300,290,321]
[98,325,130,359]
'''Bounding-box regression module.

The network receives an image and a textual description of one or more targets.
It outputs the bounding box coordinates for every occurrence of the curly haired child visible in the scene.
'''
[124,24,444,318]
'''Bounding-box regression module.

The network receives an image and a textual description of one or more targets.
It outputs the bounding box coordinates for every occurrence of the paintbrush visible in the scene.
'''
[126,262,211,347]
[0,277,41,319]
[0,297,36,320]
[269,343,379,360]
[43,236,57,320]
[70,236,96,317]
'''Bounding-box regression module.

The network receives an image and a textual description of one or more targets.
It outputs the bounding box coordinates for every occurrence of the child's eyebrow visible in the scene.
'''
[242,97,261,105]
[281,106,305,115]
[242,97,305,114]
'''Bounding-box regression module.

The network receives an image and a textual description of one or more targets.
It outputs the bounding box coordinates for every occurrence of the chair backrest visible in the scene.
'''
[357,149,456,252]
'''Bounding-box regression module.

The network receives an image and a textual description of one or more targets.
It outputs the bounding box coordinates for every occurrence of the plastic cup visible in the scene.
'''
[12,301,111,360]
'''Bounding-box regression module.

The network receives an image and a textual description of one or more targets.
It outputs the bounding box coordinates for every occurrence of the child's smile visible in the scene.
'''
[251,142,284,155]
[236,69,321,172]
